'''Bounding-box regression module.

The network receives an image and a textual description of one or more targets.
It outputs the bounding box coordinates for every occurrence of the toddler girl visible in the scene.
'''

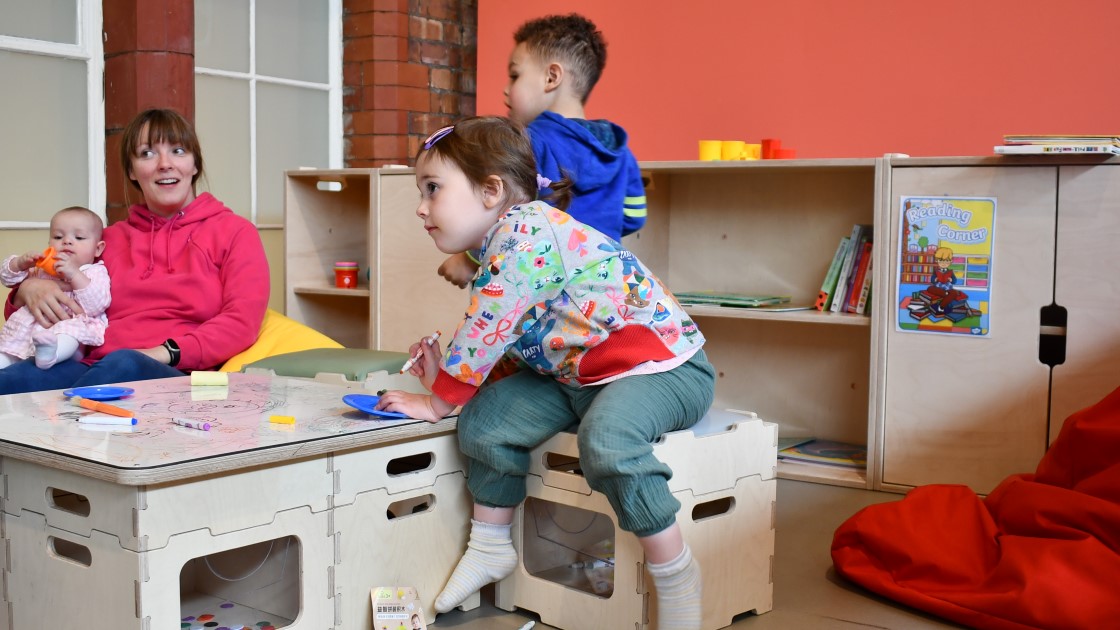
[0,206,110,369]
[377,117,715,630]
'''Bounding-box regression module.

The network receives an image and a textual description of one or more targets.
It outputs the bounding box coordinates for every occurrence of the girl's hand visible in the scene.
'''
[375,391,454,423]
[13,277,83,327]
[405,333,444,391]
[52,252,89,289]
[14,251,41,272]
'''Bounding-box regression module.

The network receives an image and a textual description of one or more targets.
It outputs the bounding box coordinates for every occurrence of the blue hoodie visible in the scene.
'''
[528,111,647,239]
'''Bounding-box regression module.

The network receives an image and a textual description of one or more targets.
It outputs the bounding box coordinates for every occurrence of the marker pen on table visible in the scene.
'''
[77,414,137,426]
[172,417,211,431]
[399,329,442,373]
[69,396,134,418]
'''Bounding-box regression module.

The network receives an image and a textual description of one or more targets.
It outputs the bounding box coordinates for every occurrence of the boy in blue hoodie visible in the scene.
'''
[437,13,647,287]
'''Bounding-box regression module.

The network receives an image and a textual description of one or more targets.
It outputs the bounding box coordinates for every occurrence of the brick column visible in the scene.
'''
[343,0,476,167]
[102,0,194,223]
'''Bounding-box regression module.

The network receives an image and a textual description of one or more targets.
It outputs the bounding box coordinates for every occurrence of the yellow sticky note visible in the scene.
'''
[191,371,229,386]
[269,415,295,425]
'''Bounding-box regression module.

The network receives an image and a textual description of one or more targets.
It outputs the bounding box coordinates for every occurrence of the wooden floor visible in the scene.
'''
[430,479,965,629]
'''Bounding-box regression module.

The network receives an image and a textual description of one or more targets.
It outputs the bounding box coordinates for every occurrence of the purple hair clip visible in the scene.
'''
[536,174,552,190]
[423,126,454,150]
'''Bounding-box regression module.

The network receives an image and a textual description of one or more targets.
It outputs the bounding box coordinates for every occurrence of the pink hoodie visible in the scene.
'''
[88,192,269,370]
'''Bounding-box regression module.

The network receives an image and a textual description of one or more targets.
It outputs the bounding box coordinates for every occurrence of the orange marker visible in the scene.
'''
[69,396,134,418]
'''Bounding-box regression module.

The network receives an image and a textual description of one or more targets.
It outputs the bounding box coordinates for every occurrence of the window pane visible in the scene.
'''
[0,0,78,44]
[256,0,328,83]
[194,0,249,73]
[0,51,87,222]
[196,74,252,219]
[256,83,328,224]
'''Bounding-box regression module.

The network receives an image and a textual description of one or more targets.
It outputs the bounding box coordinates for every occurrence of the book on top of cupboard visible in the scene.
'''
[994,144,1120,155]
[1002,134,1120,145]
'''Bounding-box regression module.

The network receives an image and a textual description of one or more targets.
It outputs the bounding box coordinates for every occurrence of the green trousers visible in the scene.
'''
[457,350,716,537]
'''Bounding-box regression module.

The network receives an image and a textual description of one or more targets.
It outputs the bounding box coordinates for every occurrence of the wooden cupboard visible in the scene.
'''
[880,156,1120,494]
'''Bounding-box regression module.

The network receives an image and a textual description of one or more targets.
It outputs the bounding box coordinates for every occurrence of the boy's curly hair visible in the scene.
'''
[514,13,607,104]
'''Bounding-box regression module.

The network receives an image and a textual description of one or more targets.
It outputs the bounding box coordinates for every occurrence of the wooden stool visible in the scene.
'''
[495,409,777,629]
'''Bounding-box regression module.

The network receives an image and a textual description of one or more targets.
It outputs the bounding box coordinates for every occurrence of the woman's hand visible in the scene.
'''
[136,345,174,365]
[375,391,455,423]
[13,277,83,328]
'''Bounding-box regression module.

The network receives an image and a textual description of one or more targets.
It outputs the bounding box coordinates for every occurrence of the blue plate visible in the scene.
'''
[63,386,135,401]
[342,394,410,419]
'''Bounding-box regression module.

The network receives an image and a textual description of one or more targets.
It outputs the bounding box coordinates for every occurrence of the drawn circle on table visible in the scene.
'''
[342,394,410,419]
[63,386,135,400]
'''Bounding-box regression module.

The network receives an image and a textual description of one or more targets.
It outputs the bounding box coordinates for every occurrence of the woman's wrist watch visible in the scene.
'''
[162,339,181,366]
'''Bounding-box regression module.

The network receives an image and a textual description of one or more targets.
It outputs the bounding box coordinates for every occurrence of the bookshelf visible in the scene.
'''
[625,160,882,489]
[283,156,1120,494]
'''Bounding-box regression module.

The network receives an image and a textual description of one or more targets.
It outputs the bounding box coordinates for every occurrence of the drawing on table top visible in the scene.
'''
[0,373,424,469]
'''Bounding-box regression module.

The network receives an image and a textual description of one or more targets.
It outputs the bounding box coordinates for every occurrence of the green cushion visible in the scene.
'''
[242,348,409,381]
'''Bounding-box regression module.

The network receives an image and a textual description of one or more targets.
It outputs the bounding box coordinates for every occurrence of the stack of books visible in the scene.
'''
[994,135,1120,156]
[815,224,873,315]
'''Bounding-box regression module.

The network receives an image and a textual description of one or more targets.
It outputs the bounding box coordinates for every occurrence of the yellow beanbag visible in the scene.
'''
[220,309,343,372]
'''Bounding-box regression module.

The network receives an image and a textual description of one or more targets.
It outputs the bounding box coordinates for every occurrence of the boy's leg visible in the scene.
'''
[436,370,579,613]
[0,358,90,394]
[71,349,185,386]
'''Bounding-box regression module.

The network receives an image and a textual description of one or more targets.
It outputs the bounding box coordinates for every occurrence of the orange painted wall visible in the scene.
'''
[477,0,1119,160]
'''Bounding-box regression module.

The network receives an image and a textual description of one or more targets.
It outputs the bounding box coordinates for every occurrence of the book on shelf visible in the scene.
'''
[854,253,874,315]
[777,436,815,451]
[1002,134,1120,146]
[830,224,872,314]
[778,439,867,469]
[815,236,850,311]
[674,291,792,308]
[845,240,873,313]
[994,144,1120,156]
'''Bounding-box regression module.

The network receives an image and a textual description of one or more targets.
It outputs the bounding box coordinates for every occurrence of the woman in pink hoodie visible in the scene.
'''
[0,109,269,394]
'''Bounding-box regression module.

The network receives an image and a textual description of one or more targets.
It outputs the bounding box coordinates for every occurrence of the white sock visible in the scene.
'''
[647,545,703,630]
[34,332,80,369]
[0,352,18,369]
[434,519,518,613]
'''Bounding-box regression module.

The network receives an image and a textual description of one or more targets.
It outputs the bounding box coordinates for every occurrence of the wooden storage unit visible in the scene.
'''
[285,159,1120,495]
[286,162,884,489]
[285,168,462,351]
[495,410,777,630]
[879,156,1120,494]
[629,161,883,489]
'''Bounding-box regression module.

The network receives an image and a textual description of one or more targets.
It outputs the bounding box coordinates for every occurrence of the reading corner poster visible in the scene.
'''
[896,196,996,337]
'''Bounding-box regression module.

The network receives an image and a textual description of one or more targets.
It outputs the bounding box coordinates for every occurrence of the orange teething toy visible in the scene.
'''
[35,247,60,277]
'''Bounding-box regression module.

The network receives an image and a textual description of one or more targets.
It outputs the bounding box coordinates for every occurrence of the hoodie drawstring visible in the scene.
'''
[139,210,184,278]
[165,211,182,273]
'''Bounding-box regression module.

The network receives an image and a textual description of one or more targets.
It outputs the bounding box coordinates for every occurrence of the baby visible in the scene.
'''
[0,206,110,369]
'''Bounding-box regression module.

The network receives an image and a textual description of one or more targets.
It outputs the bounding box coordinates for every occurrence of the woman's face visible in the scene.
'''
[128,124,198,217]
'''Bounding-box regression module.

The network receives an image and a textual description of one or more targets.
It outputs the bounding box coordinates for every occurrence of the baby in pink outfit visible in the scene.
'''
[0,206,111,369]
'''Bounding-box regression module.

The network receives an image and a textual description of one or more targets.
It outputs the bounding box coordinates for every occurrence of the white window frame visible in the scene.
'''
[194,0,343,228]
[0,0,105,228]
